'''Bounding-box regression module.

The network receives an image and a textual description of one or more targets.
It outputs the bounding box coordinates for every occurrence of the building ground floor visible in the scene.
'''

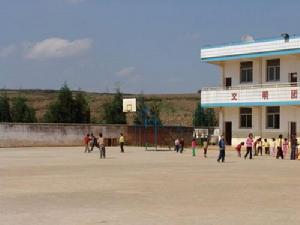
[219,105,300,146]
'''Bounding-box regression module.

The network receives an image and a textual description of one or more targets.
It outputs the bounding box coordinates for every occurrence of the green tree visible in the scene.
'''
[133,94,148,125]
[102,89,126,124]
[193,104,217,127]
[73,91,90,123]
[147,101,162,125]
[0,94,12,122]
[11,96,36,123]
[44,84,90,123]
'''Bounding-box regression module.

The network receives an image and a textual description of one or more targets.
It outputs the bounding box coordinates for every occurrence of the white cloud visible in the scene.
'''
[0,45,17,58]
[25,38,92,59]
[116,67,136,77]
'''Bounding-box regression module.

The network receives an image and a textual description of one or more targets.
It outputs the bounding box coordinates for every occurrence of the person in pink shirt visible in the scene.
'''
[244,133,254,159]
[282,138,289,157]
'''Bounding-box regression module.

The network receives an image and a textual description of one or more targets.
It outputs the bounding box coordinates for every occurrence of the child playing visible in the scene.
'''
[235,142,244,157]
[270,138,276,157]
[256,138,263,156]
[263,138,270,155]
[282,138,289,157]
[192,138,197,157]
[203,139,208,158]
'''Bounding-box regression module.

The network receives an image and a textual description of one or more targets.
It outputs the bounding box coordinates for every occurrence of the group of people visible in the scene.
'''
[235,133,300,160]
[174,137,209,158]
[83,132,125,159]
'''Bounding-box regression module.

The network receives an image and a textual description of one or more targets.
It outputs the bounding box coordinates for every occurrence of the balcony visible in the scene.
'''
[201,82,300,108]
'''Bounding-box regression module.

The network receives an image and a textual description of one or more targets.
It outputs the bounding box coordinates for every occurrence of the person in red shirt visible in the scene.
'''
[235,142,244,157]
[83,133,90,153]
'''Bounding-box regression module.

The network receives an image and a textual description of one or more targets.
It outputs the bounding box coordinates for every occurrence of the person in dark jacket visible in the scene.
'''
[290,135,298,160]
[179,138,184,153]
[217,135,226,163]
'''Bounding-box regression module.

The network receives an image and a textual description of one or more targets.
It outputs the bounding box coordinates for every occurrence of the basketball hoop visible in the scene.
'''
[123,98,136,113]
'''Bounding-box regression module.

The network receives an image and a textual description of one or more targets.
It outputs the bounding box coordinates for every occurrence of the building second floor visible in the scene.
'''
[200,34,300,108]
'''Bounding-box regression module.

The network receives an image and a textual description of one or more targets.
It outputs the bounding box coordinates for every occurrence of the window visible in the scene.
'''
[266,59,280,81]
[266,106,280,129]
[240,61,253,83]
[240,107,252,128]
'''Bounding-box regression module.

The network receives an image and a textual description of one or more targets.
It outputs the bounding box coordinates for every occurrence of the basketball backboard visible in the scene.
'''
[123,98,136,112]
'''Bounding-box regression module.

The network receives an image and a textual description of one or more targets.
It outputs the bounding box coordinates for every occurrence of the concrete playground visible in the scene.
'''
[0,146,300,225]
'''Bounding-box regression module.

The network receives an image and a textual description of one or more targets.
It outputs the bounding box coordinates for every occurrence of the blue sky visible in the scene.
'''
[0,0,300,93]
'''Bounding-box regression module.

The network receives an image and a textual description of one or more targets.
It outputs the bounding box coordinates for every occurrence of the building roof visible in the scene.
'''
[201,35,300,62]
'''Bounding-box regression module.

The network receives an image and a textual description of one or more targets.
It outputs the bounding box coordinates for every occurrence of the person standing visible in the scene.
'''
[217,135,226,163]
[83,133,90,153]
[276,134,284,159]
[203,138,208,158]
[256,138,263,156]
[90,133,98,152]
[290,135,297,160]
[191,138,197,157]
[263,138,270,155]
[98,133,106,159]
[175,138,180,153]
[179,138,184,153]
[282,138,289,158]
[244,133,254,159]
[119,133,125,153]
[270,138,276,157]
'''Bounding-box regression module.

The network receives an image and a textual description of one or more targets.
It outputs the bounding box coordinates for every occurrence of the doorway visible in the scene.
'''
[225,121,232,145]
[225,77,232,89]
[289,73,297,86]
[289,122,297,140]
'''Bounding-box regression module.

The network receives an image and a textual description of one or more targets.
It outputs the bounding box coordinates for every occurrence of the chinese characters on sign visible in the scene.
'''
[262,91,268,100]
[291,90,298,99]
[231,93,238,101]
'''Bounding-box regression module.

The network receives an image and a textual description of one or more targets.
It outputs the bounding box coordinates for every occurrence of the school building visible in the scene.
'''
[201,34,300,145]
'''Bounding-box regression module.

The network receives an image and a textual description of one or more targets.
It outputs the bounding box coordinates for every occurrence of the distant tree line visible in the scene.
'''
[0,84,217,126]
[0,94,37,123]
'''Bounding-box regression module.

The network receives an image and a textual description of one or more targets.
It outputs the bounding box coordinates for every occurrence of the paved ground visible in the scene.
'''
[0,146,300,225]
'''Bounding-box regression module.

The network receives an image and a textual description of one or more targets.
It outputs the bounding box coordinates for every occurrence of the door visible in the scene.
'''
[225,122,232,145]
[289,122,297,140]
[225,77,232,89]
[290,73,297,86]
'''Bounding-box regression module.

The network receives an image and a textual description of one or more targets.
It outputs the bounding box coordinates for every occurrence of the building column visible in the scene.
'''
[219,107,224,135]
[258,106,263,138]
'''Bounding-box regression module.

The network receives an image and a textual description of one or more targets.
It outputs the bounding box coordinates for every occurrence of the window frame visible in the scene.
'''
[266,106,280,129]
[266,59,280,82]
[240,107,252,129]
[240,61,253,83]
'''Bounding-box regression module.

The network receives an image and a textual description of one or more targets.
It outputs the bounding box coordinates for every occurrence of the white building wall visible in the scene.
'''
[224,106,300,146]
[222,55,300,88]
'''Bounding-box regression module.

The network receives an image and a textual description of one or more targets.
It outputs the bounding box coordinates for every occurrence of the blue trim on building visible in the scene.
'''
[201,48,300,62]
[201,101,300,108]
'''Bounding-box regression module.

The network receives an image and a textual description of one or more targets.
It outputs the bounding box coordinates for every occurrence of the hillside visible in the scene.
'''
[0,90,200,126]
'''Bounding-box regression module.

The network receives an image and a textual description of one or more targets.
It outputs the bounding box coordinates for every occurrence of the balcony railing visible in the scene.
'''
[201,82,300,107]
[202,82,300,91]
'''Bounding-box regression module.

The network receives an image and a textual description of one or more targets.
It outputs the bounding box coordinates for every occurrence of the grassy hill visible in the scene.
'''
[0,90,200,126]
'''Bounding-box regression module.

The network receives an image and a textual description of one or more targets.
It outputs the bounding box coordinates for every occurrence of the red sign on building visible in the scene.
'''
[262,91,268,100]
[231,93,238,101]
[291,90,298,99]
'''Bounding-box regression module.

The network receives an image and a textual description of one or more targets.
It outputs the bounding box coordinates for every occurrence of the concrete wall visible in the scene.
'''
[0,123,193,148]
